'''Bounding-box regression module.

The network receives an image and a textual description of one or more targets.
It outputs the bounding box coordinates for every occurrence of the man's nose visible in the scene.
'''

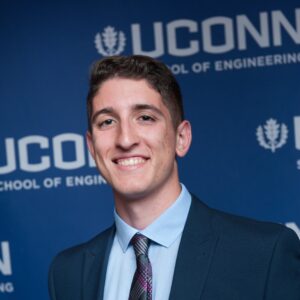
[116,121,139,150]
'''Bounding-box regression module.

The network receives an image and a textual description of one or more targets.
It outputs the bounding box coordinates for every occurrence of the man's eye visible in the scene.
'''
[139,115,155,122]
[98,119,114,128]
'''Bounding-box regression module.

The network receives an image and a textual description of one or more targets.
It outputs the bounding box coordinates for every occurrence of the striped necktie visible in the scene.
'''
[129,233,152,300]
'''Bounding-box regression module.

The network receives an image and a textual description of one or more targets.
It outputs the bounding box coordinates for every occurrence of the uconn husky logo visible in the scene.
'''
[95,26,126,56]
[256,116,300,155]
[256,119,288,153]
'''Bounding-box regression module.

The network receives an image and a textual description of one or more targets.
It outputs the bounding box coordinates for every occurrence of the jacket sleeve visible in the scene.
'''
[264,227,300,299]
[48,258,57,300]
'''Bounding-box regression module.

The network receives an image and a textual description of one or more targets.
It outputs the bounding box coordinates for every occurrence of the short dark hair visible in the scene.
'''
[86,55,184,132]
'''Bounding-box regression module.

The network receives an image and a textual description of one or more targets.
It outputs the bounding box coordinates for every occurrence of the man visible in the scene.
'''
[49,55,300,300]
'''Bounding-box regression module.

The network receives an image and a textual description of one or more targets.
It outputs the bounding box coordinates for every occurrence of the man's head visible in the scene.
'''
[87,55,184,132]
[86,55,192,204]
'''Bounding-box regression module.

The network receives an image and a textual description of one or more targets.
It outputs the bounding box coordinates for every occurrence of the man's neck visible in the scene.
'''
[114,182,182,230]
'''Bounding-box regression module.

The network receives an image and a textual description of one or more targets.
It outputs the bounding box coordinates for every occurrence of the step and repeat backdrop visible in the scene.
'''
[1,0,300,299]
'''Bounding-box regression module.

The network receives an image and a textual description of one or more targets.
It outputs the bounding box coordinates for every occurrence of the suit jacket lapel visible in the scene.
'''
[82,226,115,300]
[169,196,218,300]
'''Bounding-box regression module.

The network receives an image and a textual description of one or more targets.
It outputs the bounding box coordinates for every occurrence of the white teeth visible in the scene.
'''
[117,157,146,166]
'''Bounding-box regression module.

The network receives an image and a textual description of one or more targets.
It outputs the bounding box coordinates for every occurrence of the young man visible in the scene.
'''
[49,55,300,300]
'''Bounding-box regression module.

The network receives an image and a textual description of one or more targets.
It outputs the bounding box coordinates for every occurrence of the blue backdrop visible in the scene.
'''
[1,1,300,299]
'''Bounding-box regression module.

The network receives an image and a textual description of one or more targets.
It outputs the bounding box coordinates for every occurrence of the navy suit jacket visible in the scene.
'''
[49,196,300,299]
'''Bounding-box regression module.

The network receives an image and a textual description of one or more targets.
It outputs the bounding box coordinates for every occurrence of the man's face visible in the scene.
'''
[87,78,190,200]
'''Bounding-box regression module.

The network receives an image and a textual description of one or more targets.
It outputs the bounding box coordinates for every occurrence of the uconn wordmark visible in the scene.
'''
[0,133,95,174]
[130,9,300,57]
[0,242,12,276]
[0,241,14,293]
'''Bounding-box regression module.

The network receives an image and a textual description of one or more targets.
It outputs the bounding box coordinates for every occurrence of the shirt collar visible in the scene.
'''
[114,184,191,252]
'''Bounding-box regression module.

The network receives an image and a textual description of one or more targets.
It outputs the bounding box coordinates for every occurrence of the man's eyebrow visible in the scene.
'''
[91,104,164,124]
[133,104,164,116]
[91,107,114,123]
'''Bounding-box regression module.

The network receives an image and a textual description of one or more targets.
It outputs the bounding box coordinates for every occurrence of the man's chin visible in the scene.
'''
[113,186,152,201]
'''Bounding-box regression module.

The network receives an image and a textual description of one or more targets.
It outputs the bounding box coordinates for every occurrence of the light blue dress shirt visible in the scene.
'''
[103,184,192,300]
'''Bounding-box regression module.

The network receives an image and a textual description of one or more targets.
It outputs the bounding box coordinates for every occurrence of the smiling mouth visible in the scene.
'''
[114,157,147,167]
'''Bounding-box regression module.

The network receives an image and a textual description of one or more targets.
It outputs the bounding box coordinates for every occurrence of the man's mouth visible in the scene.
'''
[114,157,147,167]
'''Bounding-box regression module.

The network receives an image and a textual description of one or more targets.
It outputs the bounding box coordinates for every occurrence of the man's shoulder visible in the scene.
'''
[50,225,115,270]
[190,195,298,244]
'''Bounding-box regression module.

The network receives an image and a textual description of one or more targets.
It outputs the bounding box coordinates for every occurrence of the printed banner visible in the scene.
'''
[1,1,299,299]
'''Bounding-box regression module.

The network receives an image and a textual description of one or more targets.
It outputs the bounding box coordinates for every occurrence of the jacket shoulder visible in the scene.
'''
[49,225,114,273]
[190,196,300,298]
[48,225,115,300]
[191,195,297,243]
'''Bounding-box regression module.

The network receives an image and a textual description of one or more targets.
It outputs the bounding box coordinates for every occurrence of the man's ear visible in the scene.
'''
[86,131,95,159]
[175,120,192,157]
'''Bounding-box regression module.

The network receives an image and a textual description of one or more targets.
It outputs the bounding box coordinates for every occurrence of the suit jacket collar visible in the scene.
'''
[82,225,115,300]
[80,196,217,300]
[169,195,218,300]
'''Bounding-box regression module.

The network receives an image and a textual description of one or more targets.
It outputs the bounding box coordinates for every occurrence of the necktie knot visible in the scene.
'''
[131,233,150,257]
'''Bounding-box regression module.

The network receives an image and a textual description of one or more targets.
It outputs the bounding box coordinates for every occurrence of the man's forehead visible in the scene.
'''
[96,77,156,93]
[92,79,166,110]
